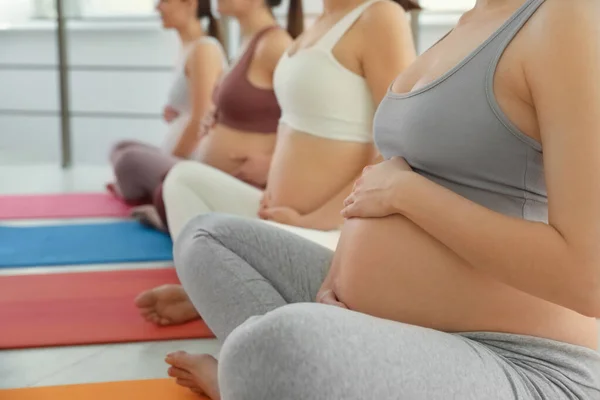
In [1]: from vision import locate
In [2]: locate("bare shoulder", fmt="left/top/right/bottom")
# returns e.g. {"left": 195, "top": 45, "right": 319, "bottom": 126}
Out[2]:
{"left": 523, "top": 0, "right": 600, "bottom": 68}
{"left": 254, "top": 28, "right": 293, "bottom": 68}
{"left": 525, "top": 0, "right": 599, "bottom": 44}
{"left": 356, "top": 1, "right": 410, "bottom": 34}
{"left": 189, "top": 38, "right": 225, "bottom": 68}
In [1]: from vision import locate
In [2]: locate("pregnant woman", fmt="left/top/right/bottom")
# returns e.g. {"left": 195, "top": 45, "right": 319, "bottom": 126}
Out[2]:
{"left": 109, "top": 0, "right": 227, "bottom": 202}
{"left": 109, "top": 0, "right": 293, "bottom": 229}
{"left": 165, "top": 0, "right": 600, "bottom": 399}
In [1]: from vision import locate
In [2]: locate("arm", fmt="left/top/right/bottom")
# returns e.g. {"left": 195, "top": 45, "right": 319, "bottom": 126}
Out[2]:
{"left": 251, "top": 28, "right": 293, "bottom": 83}
{"left": 387, "top": 2, "right": 600, "bottom": 317}
{"left": 230, "top": 29, "right": 292, "bottom": 186}
{"left": 171, "top": 42, "right": 224, "bottom": 158}
{"left": 299, "top": 5, "right": 415, "bottom": 229}
{"left": 360, "top": 1, "right": 416, "bottom": 104}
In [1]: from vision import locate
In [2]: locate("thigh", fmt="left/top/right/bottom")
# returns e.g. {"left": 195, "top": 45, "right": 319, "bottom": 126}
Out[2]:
{"left": 176, "top": 214, "right": 335, "bottom": 303}
{"left": 166, "top": 161, "right": 264, "bottom": 217}
{"left": 220, "top": 303, "right": 533, "bottom": 400}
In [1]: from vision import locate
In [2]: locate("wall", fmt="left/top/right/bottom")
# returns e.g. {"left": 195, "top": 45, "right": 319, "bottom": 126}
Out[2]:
{"left": 0, "top": 13, "right": 458, "bottom": 166}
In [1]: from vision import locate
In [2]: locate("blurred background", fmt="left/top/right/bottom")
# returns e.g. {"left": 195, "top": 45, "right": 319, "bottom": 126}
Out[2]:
{"left": 0, "top": 0, "right": 474, "bottom": 169}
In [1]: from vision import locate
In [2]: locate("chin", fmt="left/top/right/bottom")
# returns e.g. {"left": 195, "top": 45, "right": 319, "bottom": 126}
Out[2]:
{"left": 159, "top": 18, "right": 171, "bottom": 28}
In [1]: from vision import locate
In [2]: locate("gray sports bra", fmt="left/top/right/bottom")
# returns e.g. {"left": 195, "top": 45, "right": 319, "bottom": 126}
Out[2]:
{"left": 374, "top": 0, "right": 547, "bottom": 222}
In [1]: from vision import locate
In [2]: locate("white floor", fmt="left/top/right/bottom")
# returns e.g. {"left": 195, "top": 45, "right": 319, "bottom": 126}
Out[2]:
{"left": 0, "top": 164, "right": 220, "bottom": 390}
{"left": 0, "top": 164, "right": 599, "bottom": 391}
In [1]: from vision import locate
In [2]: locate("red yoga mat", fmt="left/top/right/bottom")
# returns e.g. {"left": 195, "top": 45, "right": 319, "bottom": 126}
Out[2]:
{"left": 0, "top": 193, "right": 131, "bottom": 220}
{"left": 0, "top": 268, "right": 214, "bottom": 349}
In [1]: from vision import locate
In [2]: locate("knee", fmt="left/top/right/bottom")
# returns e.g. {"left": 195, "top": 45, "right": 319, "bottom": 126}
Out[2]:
{"left": 173, "top": 213, "right": 241, "bottom": 277}
{"left": 163, "top": 161, "right": 204, "bottom": 196}
{"left": 112, "top": 148, "right": 143, "bottom": 181}
{"left": 218, "top": 304, "right": 333, "bottom": 399}
{"left": 110, "top": 140, "right": 135, "bottom": 159}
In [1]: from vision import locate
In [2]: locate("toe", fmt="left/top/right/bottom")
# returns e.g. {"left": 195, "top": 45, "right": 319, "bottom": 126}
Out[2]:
{"left": 149, "top": 314, "right": 162, "bottom": 324}
{"left": 142, "top": 312, "right": 156, "bottom": 322}
{"left": 168, "top": 366, "right": 193, "bottom": 380}
{"left": 159, "top": 317, "right": 172, "bottom": 326}
{"left": 166, "top": 351, "right": 196, "bottom": 370}
{"left": 134, "top": 289, "right": 156, "bottom": 308}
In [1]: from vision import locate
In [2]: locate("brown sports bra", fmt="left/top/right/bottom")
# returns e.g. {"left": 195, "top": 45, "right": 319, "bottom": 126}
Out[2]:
{"left": 212, "top": 26, "right": 281, "bottom": 134}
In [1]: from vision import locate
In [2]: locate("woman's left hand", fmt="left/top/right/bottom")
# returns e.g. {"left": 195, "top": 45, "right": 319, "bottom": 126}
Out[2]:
{"left": 341, "top": 157, "right": 412, "bottom": 219}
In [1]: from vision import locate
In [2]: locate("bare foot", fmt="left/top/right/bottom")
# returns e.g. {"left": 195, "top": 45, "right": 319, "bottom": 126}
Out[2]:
{"left": 166, "top": 352, "right": 220, "bottom": 399}
{"left": 134, "top": 284, "right": 199, "bottom": 326}
{"left": 131, "top": 205, "right": 167, "bottom": 232}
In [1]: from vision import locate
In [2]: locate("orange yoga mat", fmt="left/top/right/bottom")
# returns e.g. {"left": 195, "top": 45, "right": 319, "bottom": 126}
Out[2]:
{"left": 0, "top": 268, "right": 214, "bottom": 349}
{"left": 0, "top": 379, "right": 207, "bottom": 400}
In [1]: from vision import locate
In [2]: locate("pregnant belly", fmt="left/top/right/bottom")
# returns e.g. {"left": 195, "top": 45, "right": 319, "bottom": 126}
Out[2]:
{"left": 194, "top": 124, "right": 276, "bottom": 175}
{"left": 334, "top": 216, "right": 598, "bottom": 347}
{"left": 266, "top": 127, "right": 373, "bottom": 214}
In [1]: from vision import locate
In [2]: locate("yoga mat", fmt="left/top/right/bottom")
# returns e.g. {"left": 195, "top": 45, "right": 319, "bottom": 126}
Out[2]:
{"left": 0, "top": 268, "right": 213, "bottom": 349}
{"left": 0, "top": 193, "right": 130, "bottom": 220}
{"left": 0, "top": 221, "right": 172, "bottom": 268}
{"left": 0, "top": 379, "right": 206, "bottom": 400}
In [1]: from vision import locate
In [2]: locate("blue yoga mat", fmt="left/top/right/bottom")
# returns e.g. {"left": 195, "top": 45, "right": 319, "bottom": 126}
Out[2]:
{"left": 0, "top": 221, "right": 173, "bottom": 268}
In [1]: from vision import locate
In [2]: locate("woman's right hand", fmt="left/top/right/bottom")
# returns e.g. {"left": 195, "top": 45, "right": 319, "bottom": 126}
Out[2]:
{"left": 198, "top": 108, "right": 217, "bottom": 139}
{"left": 259, "top": 191, "right": 271, "bottom": 211}
{"left": 316, "top": 289, "right": 348, "bottom": 309}
{"left": 163, "top": 106, "right": 179, "bottom": 123}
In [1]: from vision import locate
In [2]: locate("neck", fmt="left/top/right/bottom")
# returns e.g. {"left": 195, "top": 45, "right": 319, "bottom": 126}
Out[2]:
{"left": 176, "top": 19, "right": 205, "bottom": 44}
{"left": 237, "top": 8, "right": 277, "bottom": 39}
{"left": 322, "top": 0, "right": 362, "bottom": 14}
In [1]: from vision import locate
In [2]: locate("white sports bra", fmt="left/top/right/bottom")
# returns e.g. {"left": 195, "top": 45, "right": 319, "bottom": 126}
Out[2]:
{"left": 273, "top": 0, "right": 381, "bottom": 143}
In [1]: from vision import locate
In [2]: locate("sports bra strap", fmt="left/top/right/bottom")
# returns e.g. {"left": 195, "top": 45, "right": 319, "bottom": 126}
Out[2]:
{"left": 315, "top": 0, "right": 382, "bottom": 51}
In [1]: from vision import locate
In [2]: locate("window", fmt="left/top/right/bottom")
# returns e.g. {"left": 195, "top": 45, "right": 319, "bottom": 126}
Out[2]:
{"left": 0, "top": 0, "right": 33, "bottom": 22}
{"left": 80, "top": 0, "right": 156, "bottom": 17}
{"left": 28, "top": 0, "right": 156, "bottom": 19}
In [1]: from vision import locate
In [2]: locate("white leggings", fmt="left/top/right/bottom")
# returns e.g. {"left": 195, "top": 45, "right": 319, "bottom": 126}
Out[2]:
{"left": 163, "top": 161, "right": 340, "bottom": 250}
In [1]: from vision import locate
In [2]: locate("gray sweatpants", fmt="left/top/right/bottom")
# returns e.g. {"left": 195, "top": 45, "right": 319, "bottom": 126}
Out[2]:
{"left": 110, "top": 140, "right": 178, "bottom": 202}
{"left": 175, "top": 213, "right": 600, "bottom": 400}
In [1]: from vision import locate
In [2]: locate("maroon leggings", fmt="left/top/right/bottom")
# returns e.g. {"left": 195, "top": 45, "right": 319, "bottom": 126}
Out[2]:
{"left": 110, "top": 140, "right": 174, "bottom": 229}
{"left": 110, "top": 140, "right": 178, "bottom": 204}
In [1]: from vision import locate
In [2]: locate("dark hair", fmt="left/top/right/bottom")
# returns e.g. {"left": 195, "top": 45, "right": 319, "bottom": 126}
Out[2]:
{"left": 196, "top": 0, "right": 225, "bottom": 46}
{"left": 266, "top": 0, "right": 303, "bottom": 39}
{"left": 394, "top": 0, "right": 421, "bottom": 11}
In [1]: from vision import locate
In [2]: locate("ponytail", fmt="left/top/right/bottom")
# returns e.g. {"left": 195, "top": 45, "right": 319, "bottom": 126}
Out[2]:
{"left": 207, "top": 14, "right": 225, "bottom": 47}
{"left": 286, "top": 0, "right": 304, "bottom": 39}
{"left": 197, "top": 0, "right": 225, "bottom": 47}
{"left": 393, "top": 0, "right": 421, "bottom": 11}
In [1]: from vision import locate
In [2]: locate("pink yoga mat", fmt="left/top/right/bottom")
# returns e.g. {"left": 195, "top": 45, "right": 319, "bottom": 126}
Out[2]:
{"left": 0, "top": 193, "right": 131, "bottom": 220}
